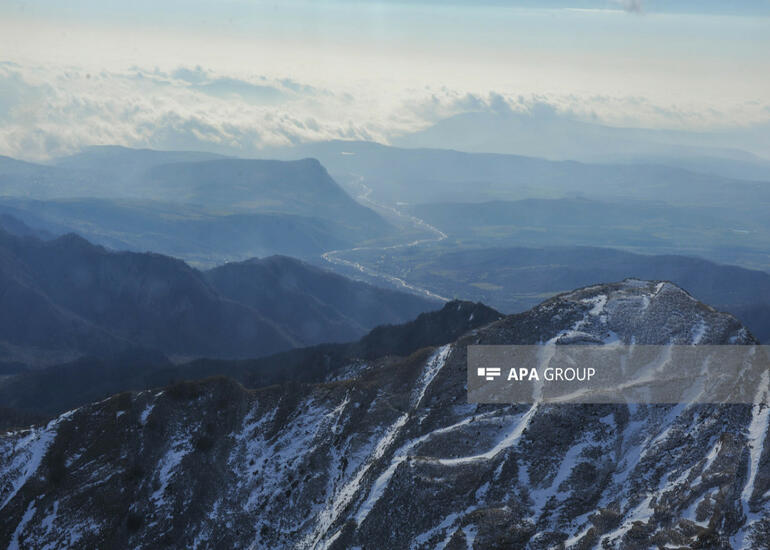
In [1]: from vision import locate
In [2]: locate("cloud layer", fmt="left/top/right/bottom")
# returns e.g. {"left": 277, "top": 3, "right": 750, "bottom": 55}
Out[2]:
{"left": 0, "top": 61, "right": 768, "bottom": 161}
{"left": 615, "top": 0, "right": 644, "bottom": 13}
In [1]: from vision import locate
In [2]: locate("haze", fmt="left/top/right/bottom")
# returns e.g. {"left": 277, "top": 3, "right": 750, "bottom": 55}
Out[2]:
{"left": 1, "top": 0, "right": 769, "bottom": 160}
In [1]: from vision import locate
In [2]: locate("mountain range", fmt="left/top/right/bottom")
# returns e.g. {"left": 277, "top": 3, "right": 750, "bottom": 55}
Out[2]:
{"left": 393, "top": 109, "right": 770, "bottom": 181}
{"left": 0, "top": 148, "right": 392, "bottom": 265}
{"left": 2, "top": 280, "right": 767, "bottom": 548}
{"left": 1, "top": 142, "right": 769, "bottom": 549}
{"left": 332, "top": 243, "right": 770, "bottom": 343}
{"left": 268, "top": 140, "right": 770, "bottom": 209}
{"left": 0, "top": 223, "right": 437, "bottom": 366}
{"left": 0, "top": 300, "right": 500, "bottom": 425}
{"left": 407, "top": 197, "right": 770, "bottom": 270}
{"left": 267, "top": 140, "right": 770, "bottom": 271}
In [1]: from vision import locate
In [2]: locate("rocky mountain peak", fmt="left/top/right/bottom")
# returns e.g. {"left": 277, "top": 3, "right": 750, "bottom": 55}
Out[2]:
{"left": 549, "top": 278, "right": 753, "bottom": 345}
{"left": 476, "top": 278, "right": 753, "bottom": 349}
{"left": 1, "top": 281, "right": 767, "bottom": 549}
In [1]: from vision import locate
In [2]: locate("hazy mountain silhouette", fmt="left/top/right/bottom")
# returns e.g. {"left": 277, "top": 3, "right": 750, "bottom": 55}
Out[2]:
{"left": 0, "top": 226, "right": 437, "bottom": 366}
{"left": 393, "top": 109, "right": 770, "bottom": 180}
{"left": 204, "top": 255, "right": 438, "bottom": 345}
{"left": 0, "top": 149, "right": 393, "bottom": 264}
{"left": 407, "top": 197, "right": 770, "bottom": 269}
{"left": 54, "top": 145, "right": 228, "bottom": 179}
{"left": 270, "top": 140, "right": 770, "bottom": 209}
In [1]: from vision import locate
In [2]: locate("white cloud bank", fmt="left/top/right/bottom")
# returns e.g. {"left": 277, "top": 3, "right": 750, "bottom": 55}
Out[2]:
{"left": 614, "top": 0, "right": 644, "bottom": 14}
{"left": 1, "top": 61, "right": 768, "bottom": 162}
{"left": 1, "top": 2, "right": 768, "bottom": 160}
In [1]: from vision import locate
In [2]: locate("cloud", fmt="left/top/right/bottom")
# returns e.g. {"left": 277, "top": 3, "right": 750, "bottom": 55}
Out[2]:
{"left": 169, "top": 66, "right": 290, "bottom": 104}
{"left": 0, "top": 61, "right": 767, "bottom": 161}
{"left": 0, "top": 63, "right": 401, "bottom": 160}
{"left": 170, "top": 66, "right": 209, "bottom": 85}
{"left": 614, "top": 0, "right": 644, "bottom": 13}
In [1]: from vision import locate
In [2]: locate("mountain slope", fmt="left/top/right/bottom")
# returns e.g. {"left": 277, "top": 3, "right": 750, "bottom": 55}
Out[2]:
{"left": 204, "top": 255, "right": 438, "bottom": 345}
{"left": 0, "top": 150, "right": 394, "bottom": 263}
{"left": 0, "top": 228, "right": 296, "bottom": 362}
{"left": 0, "top": 228, "right": 437, "bottom": 364}
{"left": 1, "top": 281, "right": 767, "bottom": 548}
{"left": 271, "top": 140, "right": 770, "bottom": 210}
{"left": 143, "top": 158, "right": 386, "bottom": 230}
{"left": 0, "top": 301, "right": 499, "bottom": 423}
{"left": 0, "top": 198, "right": 361, "bottom": 264}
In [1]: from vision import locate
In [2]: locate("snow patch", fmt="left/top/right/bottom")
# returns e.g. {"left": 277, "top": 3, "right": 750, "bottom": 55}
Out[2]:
{"left": 140, "top": 402, "right": 155, "bottom": 425}
{"left": 691, "top": 318, "right": 707, "bottom": 344}
{"left": 314, "top": 346, "right": 452, "bottom": 548}
{"left": 151, "top": 433, "right": 192, "bottom": 505}
{"left": 582, "top": 294, "right": 608, "bottom": 316}
{"left": 438, "top": 405, "right": 537, "bottom": 467}
{"left": 0, "top": 421, "right": 59, "bottom": 510}
{"left": 7, "top": 501, "right": 36, "bottom": 550}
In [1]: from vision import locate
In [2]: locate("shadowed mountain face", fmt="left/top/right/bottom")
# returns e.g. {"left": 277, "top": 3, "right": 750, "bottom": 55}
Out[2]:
{"left": 0, "top": 149, "right": 392, "bottom": 264}
{"left": 2, "top": 281, "right": 768, "bottom": 549}
{"left": 0, "top": 300, "right": 499, "bottom": 422}
{"left": 204, "top": 256, "right": 439, "bottom": 346}
{"left": 0, "top": 228, "right": 296, "bottom": 362}
{"left": 0, "top": 227, "right": 438, "bottom": 366}
{"left": 0, "top": 214, "right": 52, "bottom": 240}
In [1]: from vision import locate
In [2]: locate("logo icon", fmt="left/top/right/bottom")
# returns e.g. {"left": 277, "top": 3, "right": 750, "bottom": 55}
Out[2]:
{"left": 477, "top": 367, "right": 501, "bottom": 381}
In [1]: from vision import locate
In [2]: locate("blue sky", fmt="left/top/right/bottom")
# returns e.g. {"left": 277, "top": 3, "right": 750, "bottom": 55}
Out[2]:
{"left": 0, "top": 1, "right": 768, "bottom": 159}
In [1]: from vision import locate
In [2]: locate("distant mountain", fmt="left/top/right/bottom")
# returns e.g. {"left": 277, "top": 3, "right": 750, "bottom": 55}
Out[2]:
{"left": 0, "top": 214, "right": 53, "bottom": 240}
{"left": 0, "top": 198, "right": 369, "bottom": 265}
{"left": 407, "top": 197, "right": 770, "bottom": 270}
{"left": 0, "top": 155, "right": 100, "bottom": 198}
{"left": 335, "top": 243, "right": 770, "bottom": 343}
{"left": 0, "top": 149, "right": 393, "bottom": 264}
{"left": 1, "top": 147, "right": 226, "bottom": 200}
{"left": 142, "top": 158, "right": 385, "bottom": 227}
{"left": 392, "top": 109, "right": 770, "bottom": 179}
{"left": 268, "top": 140, "right": 770, "bottom": 209}
{"left": 2, "top": 281, "right": 767, "bottom": 548}
{"left": 50, "top": 148, "right": 387, "bottom": 232}
{"left": 204, "top": 255, "right": 438, "bottom": 346}
{"left": 607, "top": 153, "right": 770, "bottom": 183}
{"left": 0, "top": 228, "right": 437, "bottom": 366}
{"left": 53, "top": 145, "right": 228, "bottom": 181}
{"left": 0, "top": 228, "right": 296, "bottom": 364}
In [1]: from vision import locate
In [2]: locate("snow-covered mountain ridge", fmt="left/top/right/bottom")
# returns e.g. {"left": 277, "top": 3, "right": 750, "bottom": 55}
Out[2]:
{"left": 1, "top": 280, "right": 767, "bottom": 549}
